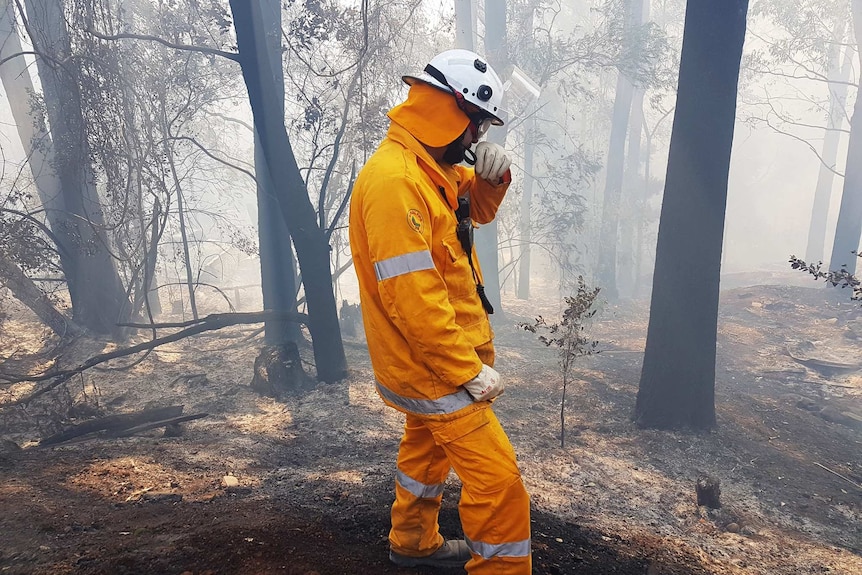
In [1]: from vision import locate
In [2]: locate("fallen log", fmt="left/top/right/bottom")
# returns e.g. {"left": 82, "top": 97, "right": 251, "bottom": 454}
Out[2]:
{"left": 110, "top": 413, "right": 208, "bottom": 437}
{"left": 38, "top": 405, "right": 184, "bottom": 446}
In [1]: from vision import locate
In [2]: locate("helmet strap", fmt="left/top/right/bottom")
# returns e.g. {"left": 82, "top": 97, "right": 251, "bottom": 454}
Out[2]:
{"left": 424, "top": 63, "right": 476, "bottom": 122}
{"left": 423, "top": 64, "right": 451, "bottom": 91}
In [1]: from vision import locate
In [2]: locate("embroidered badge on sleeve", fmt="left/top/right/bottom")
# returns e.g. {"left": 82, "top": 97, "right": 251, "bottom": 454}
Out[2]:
{"left": 407, "top": 209, "right": 423, "bottom": 233}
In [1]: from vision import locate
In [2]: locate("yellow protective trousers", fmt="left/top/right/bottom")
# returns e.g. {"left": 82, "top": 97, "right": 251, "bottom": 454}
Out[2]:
{"left": 389, "top": 407, "right": 532, "bottom": 574}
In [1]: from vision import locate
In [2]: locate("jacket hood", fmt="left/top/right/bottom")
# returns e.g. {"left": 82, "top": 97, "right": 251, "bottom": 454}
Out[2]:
{"left": 387, "top": 81, "right": 470, "bottom": 148}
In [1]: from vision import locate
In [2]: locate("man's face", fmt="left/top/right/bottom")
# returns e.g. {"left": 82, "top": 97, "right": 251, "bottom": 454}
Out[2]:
{"left": 442, "top": 129, "right": 473, "bottom": 165}
{"left": 441, "top": 105, "right": 493, "bottom": 165}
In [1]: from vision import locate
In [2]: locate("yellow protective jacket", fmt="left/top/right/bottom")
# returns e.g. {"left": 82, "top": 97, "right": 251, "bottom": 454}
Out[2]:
{"left": 349, "top": 99, "right": 509, "bottom": 422}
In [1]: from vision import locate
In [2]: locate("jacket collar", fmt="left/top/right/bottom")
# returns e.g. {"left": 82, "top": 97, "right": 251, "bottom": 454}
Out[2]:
{"left": 386, "top": 121, "right": 460, "bottom": 211}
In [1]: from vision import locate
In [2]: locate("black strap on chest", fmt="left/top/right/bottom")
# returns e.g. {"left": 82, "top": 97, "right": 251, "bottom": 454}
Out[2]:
{"left": 444, "top": 188, "right": 494, "bottom": 314}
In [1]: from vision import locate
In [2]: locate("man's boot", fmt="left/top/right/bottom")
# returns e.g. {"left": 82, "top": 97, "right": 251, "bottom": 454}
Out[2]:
{"left": 389, "top": 539, "right": 471, "bottom": 569}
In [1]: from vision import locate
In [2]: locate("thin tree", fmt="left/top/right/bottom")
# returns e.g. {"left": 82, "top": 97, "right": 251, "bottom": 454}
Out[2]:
{"left": 806, "top": 14, "right": 853, "bottom": 264}
{"left": 157, "top": 89, "right": 199, "bottom": 320}
{"left": 229, "top": 0, "right": 347, "bottom": 382}
{"left": 255, "top": 0, "right": 301, "bottom": 346}
{"left": 515, "top": 2, "right": 540, "bottom": 301}
{"left": 618, "top": 0, "right": 651, "bottom": 299}
{"left": 474, "top": 0, "right": 508, "bottom": 319}
{"left": 596, "top": 0, "right": 643, "bottom": 301}
{"left": 520, "top": 276, "right": 600, "bottom": 448}
{"left": 453, "top": 0, "right": 475, "bottom": 50}
{"left": 517, "top": 110, "right": 537, "bottom": 300}
{"left": 635, "top": 0, "right": 749, "bottom": 430}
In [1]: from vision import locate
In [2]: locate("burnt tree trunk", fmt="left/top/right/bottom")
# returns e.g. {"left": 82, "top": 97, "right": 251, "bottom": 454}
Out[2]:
{"left": 250, "top": 344, "right": 313, "bottom": 399}
{"left": 24, "top": 0, "right": 129, "bottom": 337}
{"left": 255, "top": 0, "right": 301, "bottom": 346}
{"left": 229, "top": 0, "right": 347, "bottom": 382}
{"left": 635, "top": 0, "right": 748, "bottom": 430}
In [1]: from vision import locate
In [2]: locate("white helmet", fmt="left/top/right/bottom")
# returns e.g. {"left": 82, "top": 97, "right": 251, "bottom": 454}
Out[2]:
{"left": 403, "top": 49, "right": 506, "bottom": 126}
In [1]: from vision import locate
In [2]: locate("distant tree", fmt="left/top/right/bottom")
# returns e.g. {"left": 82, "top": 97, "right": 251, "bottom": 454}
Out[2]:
{"left": 474, "top": 0, "right": 509, "bottom": 319}
{"left": 453, "top": 0, "right": 475, "bottom": 50}
{"left": 512, "top": 1, "right": 539, "bottom": 301}
{"left": 827, "top": 0, "right": 862, "bottom": 275}
{"left": 596, "top": 0, "right": 643, "bottom": 301}
{"left": 468, "top": 0, "right": 667, "bottom": 304}
{"left": 516, "top": 111, "right": 537, "bottom": 300}
{"left": 635, "top": 0, "right": 749, "bottom": 430}
{"left": 745, "top": 0, "right": 854, "bottom": 266}
{"left": 617, "top": 0, "right": 652, "bottom": 299}
{"left": 496, "top": 0, "right": 656, "bottom": 302}
{"left": 528, "top": 148, "right": 600, "bottom": 293}
{"left": 628, "top": 0, "right": 684, "bottom": 299}
{"left": 807, "top": 15, "right": 853, "bottom": 264}
{"left": 632, "top": 107, "right": 672, "bottom": 298}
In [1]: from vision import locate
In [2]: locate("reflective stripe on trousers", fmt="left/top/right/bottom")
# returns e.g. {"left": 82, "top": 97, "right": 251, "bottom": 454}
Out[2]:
{"left": 389, "top": 409, "right": 532, "bottom": 574}
{"left": 396, "top": 469, "right": 444, "bottom": 499}
{"left": 466, "top": 536, "right": 532, "bottom": 560}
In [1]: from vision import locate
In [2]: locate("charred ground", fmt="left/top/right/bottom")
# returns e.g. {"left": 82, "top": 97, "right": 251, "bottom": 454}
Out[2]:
{"left": 1, "top": 278, "right": 860, "bottom": 574}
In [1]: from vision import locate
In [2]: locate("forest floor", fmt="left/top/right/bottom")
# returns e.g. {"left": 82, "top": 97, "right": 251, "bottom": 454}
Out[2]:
{"left": 0, "top": 273, "right": 861, "bottom": 575}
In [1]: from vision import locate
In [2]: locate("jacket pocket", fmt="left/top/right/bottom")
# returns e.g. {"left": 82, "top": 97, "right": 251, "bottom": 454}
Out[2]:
{"left": 441, "top": 233, "right": 474, "bottom": 299}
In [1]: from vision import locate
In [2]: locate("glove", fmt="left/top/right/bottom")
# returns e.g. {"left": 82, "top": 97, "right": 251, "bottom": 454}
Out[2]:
{"left": 463, "top": 364, "right": 505, "bottom": 401}
{"left": 473, "top": 141, "right": 511, "bottom": 184}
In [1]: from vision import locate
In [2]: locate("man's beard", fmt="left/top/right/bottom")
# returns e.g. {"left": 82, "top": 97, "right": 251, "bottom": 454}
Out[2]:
{"left": 442, "top": 138, "right": 468, "bottom": 165}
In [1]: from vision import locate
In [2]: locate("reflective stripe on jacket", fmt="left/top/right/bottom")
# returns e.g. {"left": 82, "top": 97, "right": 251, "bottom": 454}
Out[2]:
{"left": 349, "top": 121, "right": 508, "bottom": 420}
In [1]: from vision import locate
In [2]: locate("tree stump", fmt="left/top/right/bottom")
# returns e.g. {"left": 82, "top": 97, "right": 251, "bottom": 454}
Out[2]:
{"left": 696, "top": 474, "right": 721, "bottom": 508}
{"left": 250, "top": 343, "right": 312, "bottom": 399}
{"left": 339, "top": 300, "right": 361, "bottom": 338}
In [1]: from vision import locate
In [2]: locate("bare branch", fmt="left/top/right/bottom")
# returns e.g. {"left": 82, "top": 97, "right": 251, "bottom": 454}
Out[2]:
{"left": 325, "top": 160, "right": 356, "bottom": 240}
{"left": 85, "top": 28, "right": 240, "bottom": 62}
{"left": 164, "top": 135, "right": 256, "bottom": 183}
{"left": 762, "top": 117, "right": 844, "bottom": 178}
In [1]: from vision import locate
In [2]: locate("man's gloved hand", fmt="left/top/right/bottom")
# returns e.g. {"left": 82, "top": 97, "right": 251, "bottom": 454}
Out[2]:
{"left": 463, "top": 364, "right": 505, "bottom": 401}
{"left": 474, "top": 142, "right": 511, "bottom": 184}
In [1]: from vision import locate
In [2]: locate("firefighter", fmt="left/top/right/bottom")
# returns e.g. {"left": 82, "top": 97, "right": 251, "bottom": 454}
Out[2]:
{"left": 349, "top": 49, "right": 531, "bottom": 574}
